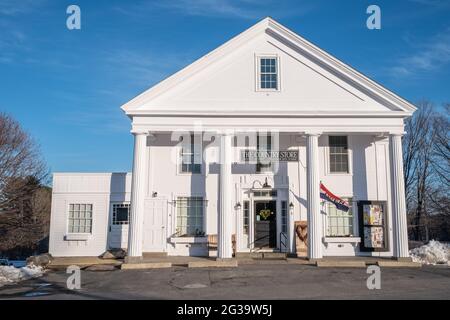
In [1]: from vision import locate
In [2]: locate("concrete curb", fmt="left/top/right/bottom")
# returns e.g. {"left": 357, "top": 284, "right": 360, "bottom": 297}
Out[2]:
{"left": 316, "top": 260, "right": 367, "bottom": 268}
{"left": 377, "top": 261, "right": 422, "bottom": 268}
{"left": 188, "top": 260, "right": 238, "bottom": 268}
{"left": 121, "top": 262, "right": 172, "bottom": 270}
{"left": 48, "top": 259, "right": 122, "bottom": 270}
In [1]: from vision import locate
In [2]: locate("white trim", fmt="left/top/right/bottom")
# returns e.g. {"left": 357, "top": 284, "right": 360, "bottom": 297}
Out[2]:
{"left": 323, "top": 237, "right": 361, "bottom": 245}
{"left": 254, "top": 53, "right": 281, "bottom": 92}
{"left": 324, "top": 134, "right": 353, "bottom": 176}
{"left": 169, "top": 237, "right": 208, "bottom": 244}
{"left": 64, "top": 233, "right": 91, "bottom": 241}
{"left": 66, "top": 202, "right": 93, "bottom": 236}
{"left": 121, "top": 17, "right": 416, "bottom": 116}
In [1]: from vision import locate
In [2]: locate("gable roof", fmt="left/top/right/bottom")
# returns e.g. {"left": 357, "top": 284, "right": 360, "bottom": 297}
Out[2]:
{"left": 121, "top": 17, "right": 416, "bottom": 117}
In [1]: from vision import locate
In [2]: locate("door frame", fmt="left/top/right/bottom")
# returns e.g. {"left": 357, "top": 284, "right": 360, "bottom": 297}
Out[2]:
{"left": 248, "top": 192, "right": 279, "bottom": 252}
{"left": 142, "top": 198, "right": 168, "bottom": 252}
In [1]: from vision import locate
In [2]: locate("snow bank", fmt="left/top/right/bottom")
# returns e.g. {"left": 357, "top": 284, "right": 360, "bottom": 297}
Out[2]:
{"left": 0, "top": 265, "right": 44, "bottom": 287}
{"left": 409, "top": 240, "right": 449, "bottom": 265}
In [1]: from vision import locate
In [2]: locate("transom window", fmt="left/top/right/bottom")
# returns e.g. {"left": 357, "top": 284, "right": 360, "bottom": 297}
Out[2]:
{"left": 259, "top": 57, "right": 278, "bottom": 90}
{"left": 68, "top": 204, "right": 92, "bottom": 234}
{"left": 112, "top": 203, "right": 130, "bottom": 225}
{"left": 176, "top": 197, "right": 204, "bottom": 237}
{"left": 253, "top": 190, "right": 277, "bottom": 197}
{"left": 326, "top": 198, "right": 353, "bottom": 237}
{"left": 180, "top": 134, "right": 201, "bottom": 174}
{"left": 329, "top": 136, "right": 349, "bottom": 173}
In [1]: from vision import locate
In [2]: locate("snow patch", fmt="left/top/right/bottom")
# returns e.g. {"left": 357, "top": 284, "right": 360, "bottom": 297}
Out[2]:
{"left": 0, "top": 265, "right": 45, "bottom": 287}
{"left": 409, "top": 240, "right": 449, "bottom": 265}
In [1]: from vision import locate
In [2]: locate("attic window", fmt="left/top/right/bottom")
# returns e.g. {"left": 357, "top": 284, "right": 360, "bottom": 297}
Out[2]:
{"left": 257, "top": 56, "right": 279, "bottom": 91}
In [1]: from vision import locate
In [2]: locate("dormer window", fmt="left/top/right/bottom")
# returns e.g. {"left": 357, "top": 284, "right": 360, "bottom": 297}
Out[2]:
{"left": 257, "top": 56, "right": 279, "bottom": 91}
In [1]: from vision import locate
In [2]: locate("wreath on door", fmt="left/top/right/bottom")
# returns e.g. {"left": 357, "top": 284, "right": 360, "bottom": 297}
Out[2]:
{"left": 259, "top": 209, "right": 271, "bottom": 220}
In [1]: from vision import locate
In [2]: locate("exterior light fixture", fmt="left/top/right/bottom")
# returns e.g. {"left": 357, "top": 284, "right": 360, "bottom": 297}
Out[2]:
{"left": 262, "top": 177, "right": 272, "bottom": 189}
{"left": 235, "top": 202, "right": 241, "bottom": 210}
{"left": 289, "top": 202, "right": 294, "bottom": 215}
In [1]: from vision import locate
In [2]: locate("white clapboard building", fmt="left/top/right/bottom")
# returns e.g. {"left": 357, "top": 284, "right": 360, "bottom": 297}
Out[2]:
{"left": 49, "top": 18, "right": 415, "bottom": 261}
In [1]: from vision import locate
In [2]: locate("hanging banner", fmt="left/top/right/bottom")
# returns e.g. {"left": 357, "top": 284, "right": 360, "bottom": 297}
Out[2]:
{"left": 320, "top": 183, "right": 350, "bottom": 212}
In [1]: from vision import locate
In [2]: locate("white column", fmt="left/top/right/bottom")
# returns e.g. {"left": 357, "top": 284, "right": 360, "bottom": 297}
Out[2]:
{"left": 218, "top": 133, "right": 233, "bottom": 259}
{"left": 126, "top": 132, "right": 148, "bottom": 262}
{"left": 306, "top": 133, "right": 323, "bottom": 260}
{"left": 390, "top": 133, "right": 409, "bottom": 259}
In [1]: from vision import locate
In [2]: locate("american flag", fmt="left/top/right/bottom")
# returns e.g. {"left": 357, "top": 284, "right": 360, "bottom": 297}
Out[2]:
{"left": 320, "top": 182, "right": 350, "bottom": 212}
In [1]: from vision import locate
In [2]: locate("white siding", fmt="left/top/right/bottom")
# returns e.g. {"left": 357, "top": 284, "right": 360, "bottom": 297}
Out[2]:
{"left": 49, "top": 173, "right": 131, "bottom": 257}
{"left": 49, "top": 134, "right": 394, "bottom": 257}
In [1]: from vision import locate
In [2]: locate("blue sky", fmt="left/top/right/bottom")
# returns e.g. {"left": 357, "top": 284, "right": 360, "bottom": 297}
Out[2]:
{"left": 1, "top": 0, "right": 449, "bottom": 173}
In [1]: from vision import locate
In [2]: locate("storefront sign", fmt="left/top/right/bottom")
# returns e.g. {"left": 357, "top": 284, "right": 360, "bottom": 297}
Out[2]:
{"left": 241, "top": 150, "right": 299, "bottom": 162}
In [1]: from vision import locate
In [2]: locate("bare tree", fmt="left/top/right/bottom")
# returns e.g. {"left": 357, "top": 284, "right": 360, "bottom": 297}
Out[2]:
{"left": 403, "top": 101, "right": 434, "bottom": 240}
{"left": 0, "top": 113, "right": 49, "bottom": 256}
{"left": 404, "top": 102, "right": 450, "bottom": 241}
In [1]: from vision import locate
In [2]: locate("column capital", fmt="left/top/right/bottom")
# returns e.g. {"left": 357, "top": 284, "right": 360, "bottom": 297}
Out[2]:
{"left": 130, "top": 129, "right": 149, "bottom": 136}
{"left": 303, "top": 130, "right": 322, "bottom": 136}
{"left": 389, "top": 131, "right": 406, "bottom": 137}
{"left": 218, "top": 130, "right": 234, "bottom": 137}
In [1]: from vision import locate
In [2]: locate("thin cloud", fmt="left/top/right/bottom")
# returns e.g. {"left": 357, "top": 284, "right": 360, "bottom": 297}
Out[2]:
{"left": 409, "top": 0, "right": 450, "bottom": 7}
{"left": 114, "top": 0, "right": 310, "bottom": 20}
{"left": 388, "top": 28, "right": 450, "bottom": 78}
{"left": 103, "top": 49, "right": 194, "bottom": 88}
{"left": 158, "top": 0, "right": 267, "bottom": 19}
{"left": 0, "top": 0, "right": 46, "bottom": 16}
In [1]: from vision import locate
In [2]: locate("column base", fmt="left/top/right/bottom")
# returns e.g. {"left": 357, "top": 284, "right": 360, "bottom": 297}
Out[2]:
{"left": 392, "top": 257, "right": 413, "bottom": 262}
{"left": 124, "top": 255, "right": 143, "bottom": 264}
{"left": 216, "top": 257, "right": 235, "bottom": 262}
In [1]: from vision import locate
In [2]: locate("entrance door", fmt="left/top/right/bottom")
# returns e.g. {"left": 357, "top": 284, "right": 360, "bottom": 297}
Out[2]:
{"left": 142, "top": 199, "right": 167, "bottom": 252}
{"left": 254, "top": 201, "right": 277, "bottom": 248}
{"left": 108, "top": 203, "right": 130, "bottom": 249}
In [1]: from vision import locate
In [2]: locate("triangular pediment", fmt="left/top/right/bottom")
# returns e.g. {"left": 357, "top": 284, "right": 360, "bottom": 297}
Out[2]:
{"left": 122, "top": 17, "right": 416, "bottom": 117}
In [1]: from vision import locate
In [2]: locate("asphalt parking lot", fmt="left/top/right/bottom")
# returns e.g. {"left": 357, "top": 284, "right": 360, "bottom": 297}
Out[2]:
{"left": 0, "top": 264, "right": 449, "bottom": 300}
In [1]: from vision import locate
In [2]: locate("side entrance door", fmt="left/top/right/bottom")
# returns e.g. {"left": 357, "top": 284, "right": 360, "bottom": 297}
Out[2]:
{"left": 108, "top": 203, "right": 130, "bottom": 249}
{"left": 254, "top": 200, "right": 277, "bottom": 248}
{"left": 142, "top": 199, "right": 167, "bottom": 252}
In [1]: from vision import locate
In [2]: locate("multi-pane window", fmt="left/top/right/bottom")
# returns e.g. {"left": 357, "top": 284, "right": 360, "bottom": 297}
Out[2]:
{"left": 256, "top": 133, "right": 272, "bottom": 173}
{"left": 329, "top": 136, "right": 349, "bottom": 173}
{"left": 243, "top": 201, "right": 250, "bottom": 235}
{"left": 253, "top": 190, "right": 277, "bottom": 197}
{"left": 176, "top": 197, "right": 204, "bottom": 237}
{"left": 281, "top": 201, "right": 288, "bottom": 233}
{"left": 68, "top": 204, "right": 92, "bottom": 233}
{"left": 180, "top": 134, "right": 201, "bottom": 174}
{"left": 327, "top": 198, "right": 353, "bottom": 237}
{"left": 259, "top": 58, "right": 278, "bottom": 89}
{"left": 112, "top": 203, "right": 130, "bottom": 225}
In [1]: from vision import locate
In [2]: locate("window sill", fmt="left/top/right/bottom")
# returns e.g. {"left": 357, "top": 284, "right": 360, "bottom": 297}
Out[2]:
{"left": 170, "top": 237, "right": 208, "bottom": 244}
{"left": 326, "top": 172, "right": 353, "bottom": 176}
{"left": 64, "top": 233, "right": 91, "bottom": 241}
{"left": 176, "top": 172, "right": 204, "bottom": 176}
{"left": 323, "top": 237, "right": 361, "bottom": 248}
